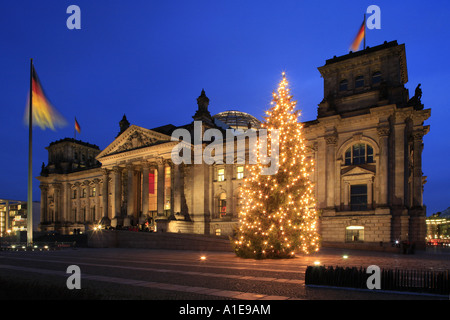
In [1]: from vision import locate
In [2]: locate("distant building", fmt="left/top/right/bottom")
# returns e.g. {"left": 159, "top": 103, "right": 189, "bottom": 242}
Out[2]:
{"left": 0, "top": 199, "right": 40, "bottom": 237}
{"left": 426, "top": 208, "right": 450, "bottom": 244}
{"left": 38, "top": 41, "right": 430, "bottom": 249}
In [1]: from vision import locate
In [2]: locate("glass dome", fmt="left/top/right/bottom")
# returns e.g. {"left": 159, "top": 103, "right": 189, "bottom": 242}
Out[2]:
{"left": 213, "top": 110, "right": 261, "bottom": 130}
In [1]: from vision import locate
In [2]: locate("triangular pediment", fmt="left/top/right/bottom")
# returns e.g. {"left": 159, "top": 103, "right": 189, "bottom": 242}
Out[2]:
{"left": 342, "top": 165, "right": 375, "bottom": 176}
{"left": 96, "top": 125, "right": 172, "bottom": 159}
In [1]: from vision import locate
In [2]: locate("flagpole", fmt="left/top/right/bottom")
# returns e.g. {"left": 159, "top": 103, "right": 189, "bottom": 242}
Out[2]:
{"left": 27, "top": 58, "right": 33, "bottom": 247}
{"left": 363, "top": 13, "right": 366, "bottom": 50}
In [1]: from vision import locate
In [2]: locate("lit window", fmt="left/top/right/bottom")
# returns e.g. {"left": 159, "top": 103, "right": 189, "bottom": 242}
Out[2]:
{"left": 148, "top": 171, "right": 157, "bottom": 211}
{"left": 236, "top": 166, "right": 244, "bottom": 179}
{"left": 350, "top": 185, "right": 367, "bottom": 211}
{"left": 345, "top": 226, "right": 364, "bottom": 242}
{"left": 218, "top": 193, "right": 226, "bottom": 216}
{"left": 91, "top": 187, "right": 96, "bottom": 197}
{"left": 217, "top": 168, "right": 225, "bottom": 181}
{"left": 339, "top": 79, "right": 348, "bottom": 91}
{"left": 355, "top": 75, "right": 364, "bottom": 88}
{"left": 344, "top": 143, "right": 374, "bottom": 165}
{"left": 215, "top": 228, "right": 221, "bottom": 236}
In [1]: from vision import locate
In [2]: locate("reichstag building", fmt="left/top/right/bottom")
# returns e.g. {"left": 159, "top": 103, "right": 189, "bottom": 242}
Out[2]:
{"left": 38, "top": 41, "right": 430, "bottom": 249}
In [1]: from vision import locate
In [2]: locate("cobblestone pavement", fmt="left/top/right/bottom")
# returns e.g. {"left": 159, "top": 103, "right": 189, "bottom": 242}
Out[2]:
{"left": 0, "top": 246, "right": 448, "bottom": 303}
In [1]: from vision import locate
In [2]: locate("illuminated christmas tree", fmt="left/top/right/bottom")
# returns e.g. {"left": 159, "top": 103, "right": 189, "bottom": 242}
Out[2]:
{"left": 233, "top": 72, "right": 320, "bottom": 259}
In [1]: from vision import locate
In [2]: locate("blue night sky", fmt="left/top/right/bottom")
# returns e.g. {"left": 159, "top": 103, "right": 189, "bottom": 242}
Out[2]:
{"left": 0, "top": 1, "right": 449, "bottom": 216}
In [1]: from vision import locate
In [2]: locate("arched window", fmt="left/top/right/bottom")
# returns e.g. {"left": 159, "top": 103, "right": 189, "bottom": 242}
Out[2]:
{"left": 355, "top": 75, "right": 364, "bottom": 88}
{"left": 344, "top": 143, "right": 374, "bottom": 165}
{"left": 372, "top": 71, "right": 382, "bottom": 85}
{"left": 339, "top": 79, "right": 348, "bottom": 91}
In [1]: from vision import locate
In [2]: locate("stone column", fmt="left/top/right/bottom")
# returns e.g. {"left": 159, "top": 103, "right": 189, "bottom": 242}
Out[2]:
{"left": 393, "top": 121, "right": 406, "bottom": 206}
{"left": 63, "top": 182, "right": 70, "bottom": 224}
{"left": 94, "top": 179, "right": 101, "bottom": 222}
{"left": 317, "top": 138, "right": 327, "bottom": 209}
{"left": 157, "top": 159, "right": 165, "bottom": 217}
{"left": 54, "top": 183, "right": 62, "bottom": 223}
{"left": 83, "top": 181, "right": 90, "bottom": 222}
{"left": 101, "top": 169, "right": 109, "bottom": 224}
{"left": 377, "top": 125, "right": 390, "bottom": 207}
{"left": 191, "top": 163, "right": 210, "bottom": 234}
{"left": 111, "top": 166, "right": 121, "bottom": 227}
{"left": 76, "top": 182, "right": 81, "bottom": 223}
{"left": 39, "top": 185, "right": 48, "bottom": 224}
{"left": 412, "top": 129, "right": 424, "bottom": 207}
{"left": 367, "top": 178, "right": 373, "bottom": 210}
{"left": 173, "top": 163, "right": 182, "bottom": 215}
{"left": 226, "top": 164, "right": 234, "bottom": 218}
{"left": 141, "top": 162, "right": 149, "bottom": 222}
{"left": 325, "top": 134, "right": 337, "bottom": 209}
{"left": 125, "top": 164, "right": 134, "bottom": 226}
{"left": 343, "top": 181, "right": 349, "bottom": 211}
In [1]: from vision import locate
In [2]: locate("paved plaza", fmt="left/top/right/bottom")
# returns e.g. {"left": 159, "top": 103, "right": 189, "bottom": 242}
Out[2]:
{"left": 0, "top": 246, "right": 449, "bottom": 302}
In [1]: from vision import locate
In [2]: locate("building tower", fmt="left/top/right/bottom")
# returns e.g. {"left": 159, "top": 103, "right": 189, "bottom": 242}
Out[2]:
{"left": 304, "top": 41, "right": 431, "bottom": 248}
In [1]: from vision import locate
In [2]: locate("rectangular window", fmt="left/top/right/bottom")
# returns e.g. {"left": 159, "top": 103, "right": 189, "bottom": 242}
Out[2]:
{"left": 217, "top": 168, "right": 225, "bottom": 181}
{"left": 350, "top": 185, "right": 367, "bottom": 211}
{"left": 236, "top": 166, "right": 244, "bottom": 179}
{"left": 81, "top": 188, "right": 87, "bottom": 198}
{"left": 345, "top": 226, "right": 364, "bottom": 242}
{"left": 72, "top": 189, "right": 77, "bottom": 199}
{"left": 339, "top": 80, "right": 348, "bottom": 91}
{"left": 372, "top": 72, "right": 382, "bottom": 85}
{"left": 218, "top": 199, "right": 226, "bottom": 216}
{"left": 148, "top": 171, "right": 157, "bottom": 211}
{"left": 91, "top": 187, "right": 96, "bottom": 197}
{"left": 355, "top": 76, "right": 364, "bottom": 88}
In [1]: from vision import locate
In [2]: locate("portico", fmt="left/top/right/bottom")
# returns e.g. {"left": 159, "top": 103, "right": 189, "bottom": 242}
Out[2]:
{"left": 96, "top": 125, "right": 183, "bottom": 229}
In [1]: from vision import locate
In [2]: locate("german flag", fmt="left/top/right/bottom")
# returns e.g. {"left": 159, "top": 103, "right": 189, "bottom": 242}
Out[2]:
{"left": 26, "top": 65, "right": 66, "bottom": 130}
{"left": 75, "top": 117, "right": 81, "bottom": 133}
{"left": 350, "top": 20, "right": 365, "bottom": 52}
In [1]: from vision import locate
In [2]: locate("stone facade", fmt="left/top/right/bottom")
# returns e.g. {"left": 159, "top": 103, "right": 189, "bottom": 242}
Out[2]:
{"left": 37, "top": 41, "right": 430, "bottom": 248}
{"left": 304, "top": 41, "right": 430, "bottom": 248}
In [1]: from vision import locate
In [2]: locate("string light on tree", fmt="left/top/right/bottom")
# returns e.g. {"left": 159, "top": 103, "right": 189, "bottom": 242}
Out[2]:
{"left": 232, "top": 72, "right": 320, "bottom": 259}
